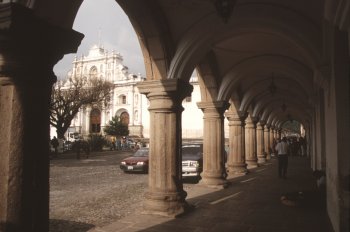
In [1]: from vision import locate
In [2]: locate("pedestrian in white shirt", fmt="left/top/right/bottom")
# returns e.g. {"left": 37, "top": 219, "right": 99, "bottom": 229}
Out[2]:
{"left": 275, "top": 137, "right": 289, "bottom": 179}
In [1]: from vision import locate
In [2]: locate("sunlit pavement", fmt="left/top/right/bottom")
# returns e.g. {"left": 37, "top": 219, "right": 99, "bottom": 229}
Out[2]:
{"left": 89, "top": 156, "right": 333, "bottom": 232}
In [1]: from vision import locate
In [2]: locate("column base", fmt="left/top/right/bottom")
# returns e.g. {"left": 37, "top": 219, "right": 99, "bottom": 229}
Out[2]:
{"left": 226, "top": 163, "right": 248, "bottom": 179}
{"left": 199, "top": 173, "right": 228, "bottom": 189}
{"left": 257, "top": 155, "right": 266, "bottom": 164}
{"left": 143, "top": 190, "right": 190, "bottom": 217}
{"left": 266, "top": 153, "right": 272, "bottom": 160}
{"left": 246, "top": 159, "right": 258, "bottom": 169}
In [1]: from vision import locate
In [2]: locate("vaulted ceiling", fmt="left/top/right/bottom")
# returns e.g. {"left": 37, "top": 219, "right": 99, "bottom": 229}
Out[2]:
{"left": 29, "top": 0, "right": 331, "bottom": 127}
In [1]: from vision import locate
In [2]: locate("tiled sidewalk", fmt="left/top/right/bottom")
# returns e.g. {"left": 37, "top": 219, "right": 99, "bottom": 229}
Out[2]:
{"left": 90, "top": 157, "right": 333, "bottom": 232}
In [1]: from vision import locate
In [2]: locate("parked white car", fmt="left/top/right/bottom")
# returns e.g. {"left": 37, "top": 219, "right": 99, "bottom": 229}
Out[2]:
{"left": 182, "top": 144, "right": 203, "bottom": 178}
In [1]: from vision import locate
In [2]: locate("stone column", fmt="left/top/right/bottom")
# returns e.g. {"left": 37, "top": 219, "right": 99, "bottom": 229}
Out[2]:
{"left": 274, "top": 129, "right": 278, "bottom": 141}
{"left": 278, "top": 129, "right": 282, "bottom": 139}
{"left": 225, "top": 112, "right": 248, "bottom": 178}
{"left": 256, "top": 121, "right": 266, "bottom": 164}
{"left": 269, "top": 127, "right": 275, "bottom": 155}
{"left": 197, "top": 101, "right": 229, "bottom": 188}
{"left": 245, "top": 115, "right": 258, "bottom": 168}
{"left": 0, "top": 4, "right": 83, "bottom": 231}
{"left": 137, "top": 79, "right": 193, "bottom": 217}
{"left": 264, "top": 126, "right": 271, "bottom": 160}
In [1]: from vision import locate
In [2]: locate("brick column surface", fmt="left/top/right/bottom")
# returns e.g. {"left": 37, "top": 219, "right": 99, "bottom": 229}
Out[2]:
{"left": 257, "top": 121, "right": 266, "bottom": 164}
{"left": 225, "top": 112, "right": 248, "bottom": 178}
{"left": 264, "top": 126, "right": 271, "bottom": 160}
{"left": 245, "top": 115, "right": 258, "bottom": 168}
{"left": 197, "top": 101, "right": 229, "bottom": 189}
{"left": 0, "top": 4, "right": 83, "bottom": 232}
{"left": 137, "top": 79, "right": 193, "bottom": 217}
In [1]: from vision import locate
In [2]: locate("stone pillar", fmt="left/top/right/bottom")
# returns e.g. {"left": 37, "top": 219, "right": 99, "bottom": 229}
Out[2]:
{"left": 197, "top": 101, "right": 229, "bottom": 188}
{"left": 256, "top": 121, "right": 266, "bottom": 164}
{"left": 264, "top": 126, "right": 271, "bottom": 160}
{"left": 225, "top": 112, "right": 248, "bottom": 178}
{"left": 137, "top": 79, "right": 193, "bottom": 217}
{"left": 0, "top": 4, "right": 83, "bottom": 231}
{"left": 278, "top": 129, "right": 282, "bottom": 139}
{"left": 270, "top": 127, "right": 275, "bottom": 154}
{"left": 245, "top": 115, "right": 258, "bottom": 168}
{"left": 274, "top": 129, "right": 278, "bottom": 141}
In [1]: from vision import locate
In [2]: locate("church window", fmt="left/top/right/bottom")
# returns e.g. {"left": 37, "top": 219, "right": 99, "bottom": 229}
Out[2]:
{"left": 89, "top": 66, "right": 98, "bottom": 79}
{"left": 90, "top": 108, "right": 101, "bottom": 133}
{"left": 119, "top": 94, "right": 127, "bottom": 104}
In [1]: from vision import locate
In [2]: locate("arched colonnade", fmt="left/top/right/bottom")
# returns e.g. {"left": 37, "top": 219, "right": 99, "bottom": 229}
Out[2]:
{"left": 0, "top": 1, "right": 349, "bottom": 232}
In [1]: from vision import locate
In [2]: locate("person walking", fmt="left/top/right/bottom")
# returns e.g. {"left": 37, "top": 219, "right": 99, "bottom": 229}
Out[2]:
{"left": 275, "top": 137, "right": 289, "bottom": 179}
{"left": 51, "top": 136, "right": 59, "bottom": 156}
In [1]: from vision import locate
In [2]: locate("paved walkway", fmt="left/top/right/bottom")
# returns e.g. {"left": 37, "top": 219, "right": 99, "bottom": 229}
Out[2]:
{"left": 90, "top": 156, "right": 334, "bottom": 232}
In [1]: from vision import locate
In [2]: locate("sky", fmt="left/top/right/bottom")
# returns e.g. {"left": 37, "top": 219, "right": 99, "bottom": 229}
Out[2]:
{"left": 53, "top": 0, "right": 145, "bottom": 79}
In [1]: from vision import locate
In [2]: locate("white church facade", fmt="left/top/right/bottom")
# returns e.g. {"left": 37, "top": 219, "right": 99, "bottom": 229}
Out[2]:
{"left": 51, "top": 45, "right": 205, "bottom": 141}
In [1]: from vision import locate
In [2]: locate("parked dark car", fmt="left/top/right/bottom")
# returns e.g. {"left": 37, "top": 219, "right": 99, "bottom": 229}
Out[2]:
{"left": 120, "top": 148, "right": 149, "bottom": 173}
{"left": 182, "top": 144, "right": 203, "bottom": 178}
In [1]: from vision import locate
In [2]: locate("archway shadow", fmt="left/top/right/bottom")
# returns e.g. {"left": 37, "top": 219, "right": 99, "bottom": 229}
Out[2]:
{"left": 49, "top": 219, "right": 95, "bottom": 232}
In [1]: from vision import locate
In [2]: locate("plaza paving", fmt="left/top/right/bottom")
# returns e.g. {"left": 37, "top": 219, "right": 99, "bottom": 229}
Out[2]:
{"left": 89, "top": 156, "right": 334, "bottom": 232}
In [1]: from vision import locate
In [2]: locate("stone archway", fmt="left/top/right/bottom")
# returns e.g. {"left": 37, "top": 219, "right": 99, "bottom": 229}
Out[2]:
{"left": 120, "top": 111, "right": 129, "bottom": 126}
{"left": 1, "top": 2, "right": 350, "bottom": 231}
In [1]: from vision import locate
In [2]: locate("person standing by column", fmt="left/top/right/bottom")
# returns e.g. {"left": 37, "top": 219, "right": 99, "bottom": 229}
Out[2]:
{"left": 275, "top": 137, "right": 289, "bottom": 179}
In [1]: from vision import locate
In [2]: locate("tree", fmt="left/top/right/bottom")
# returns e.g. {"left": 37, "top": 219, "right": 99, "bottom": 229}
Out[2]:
{"left": 104, "top": 116, "right": 129, "bottom": 137}
{"left": 282, "top": 120, "right": 300, "bottom": 134}
{"left": 50, "top": 76, "right": 114, "bottom": 139}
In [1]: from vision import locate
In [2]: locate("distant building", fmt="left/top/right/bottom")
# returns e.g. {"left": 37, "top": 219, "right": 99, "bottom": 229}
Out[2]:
{"left": 50, "top": 44, "right": 204, "bottom": 140}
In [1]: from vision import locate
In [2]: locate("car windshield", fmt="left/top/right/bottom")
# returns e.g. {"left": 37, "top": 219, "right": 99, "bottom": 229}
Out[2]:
{"left": 133, "top": 149, "right": 149, "bottom": 157}
{"left": 182, "top": 145, "right": 202, "bottom": 155}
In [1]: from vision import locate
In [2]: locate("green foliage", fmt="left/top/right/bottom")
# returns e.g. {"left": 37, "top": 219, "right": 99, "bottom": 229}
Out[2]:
{"left": 282, "top": 120, "right": 300, "bottom": 133}
{"left": 104, "top": 116, "right": 129, "bottom": 137}
{"left": 88, "top": 134, "right": 107, "bottom": 151}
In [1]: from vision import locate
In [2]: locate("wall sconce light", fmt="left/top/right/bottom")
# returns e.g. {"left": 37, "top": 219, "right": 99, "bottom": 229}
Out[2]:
{"left": 213, "top": 0, "right": 236, "bottom": 23}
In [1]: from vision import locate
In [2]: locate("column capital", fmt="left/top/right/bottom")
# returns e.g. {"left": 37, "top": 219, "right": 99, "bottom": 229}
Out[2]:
{"left": 225, "top": 112, "right": 246, "bottom": 127}
{"left": 259, "top": 120, "right": 266, "bottom": 126}
{"left": 264, "top": 126, "right": 270, "bottom": 132}
{"left": 245, "top": 115, "right": 256, "bottom": 128}
{"left": 225, "top": 111, "right": 248, "bottom": 121}
{"left": 137, "top": 79, "right": 193, "bottom": 112}
{"left": 137, "top": 79, "right": 193, "bottom": 98}
{"left": 197, "top": 100, "right": 229, "bottom": 110}
{"left": 0, "top": 3, "right": 84, "bottom": 85}
{"left": 250, "top": 116, "right": 260, "bottom": 124}
{"left": 197, "top": 101, "right": 230, "bottom": 117}
{"left": 225, "top": 110, "right": 248, "bottom": 121}
{"left": 256, "top": 121, "right": 265, "bottom": 130}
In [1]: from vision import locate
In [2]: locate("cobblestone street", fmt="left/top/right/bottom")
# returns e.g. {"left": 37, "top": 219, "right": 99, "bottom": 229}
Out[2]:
{"left": 49, "top": 150, "right": 148, "bottom": 232}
